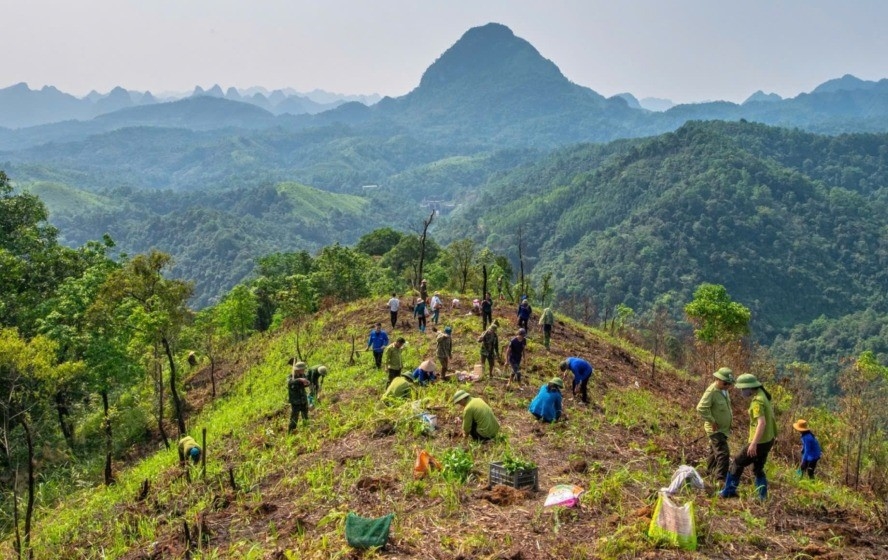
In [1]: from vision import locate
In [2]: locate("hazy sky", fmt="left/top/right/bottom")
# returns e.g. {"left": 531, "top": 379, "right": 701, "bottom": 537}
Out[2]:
{"left": 4, "top": 0, "right": 888, "bottom": 103}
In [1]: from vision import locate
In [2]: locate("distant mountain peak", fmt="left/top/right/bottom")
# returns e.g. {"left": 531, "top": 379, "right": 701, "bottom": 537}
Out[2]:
{"left": 743, "top": 90, "right": 783, "bottom": 104}
{"left": 417, "top": 22, "right": 569, "bottom": 91}
{"left": 811, "top": 74, "right": 877, "bottom": 94}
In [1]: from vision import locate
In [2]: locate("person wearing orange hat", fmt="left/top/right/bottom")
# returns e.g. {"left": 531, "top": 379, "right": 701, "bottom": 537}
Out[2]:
{"left": 793, "top": 419, "right": 822, "bottom": 479}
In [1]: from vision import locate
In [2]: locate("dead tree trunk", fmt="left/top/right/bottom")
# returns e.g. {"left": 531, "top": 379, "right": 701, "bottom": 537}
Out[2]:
{"left": 21, "top": 418, "right": 35, "bottom": 559}
{"left": 54, "top": 391, "right": 75, "bottom": 452}
{"left": 517, "top": 227, "right": 526, "bottom": 299}
{"left": 12, "top": 470, "right": 21, "bottom": 560}
{"left": 417, "top": 210, "right": 435, "bottom": 287}
{"left": 101, "top": 390, "right": 114, "bottom": 485}
{"left": 162, "top": 336, "right": 187, "bottom": 437}
{"left": 209, "top": 356, "right": 216, "bottom": 399}
{"left": 155, "top": 343, "right": 169, "bottom": 449}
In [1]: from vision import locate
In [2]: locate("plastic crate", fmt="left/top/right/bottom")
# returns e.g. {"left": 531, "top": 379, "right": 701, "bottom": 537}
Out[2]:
{"left": 489, "top": 461, "right": 538, "bottom": 491}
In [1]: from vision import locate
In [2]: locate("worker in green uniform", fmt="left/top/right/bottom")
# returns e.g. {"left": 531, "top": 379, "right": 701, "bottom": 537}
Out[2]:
{"left": 178, "top": 435, "right": 201, "bottom": 464}
{"left": 696, "top": 367, "right": 734, "bottom": 482}
{"left": 719, "top": 373, "right": 777, "bottom": 500}
{"left": 382, "top": 372, "right": 416, "bottom": 405}
{"left": 306, "top": 364, "right": 328, "bottom": 405}
{"left": 453, "top": 390, "right": 500, "bottom": 441}
{"left": 288, "top": 361, "right": 311, "bottom": 431}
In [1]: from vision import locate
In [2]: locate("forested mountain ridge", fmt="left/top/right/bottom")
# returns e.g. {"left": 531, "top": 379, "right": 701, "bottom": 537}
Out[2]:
{"left": 26, "top": 180, "right": 387, "bottom": 306}
{"left": 447, "top": 121, "right": 888, "bottom": 343}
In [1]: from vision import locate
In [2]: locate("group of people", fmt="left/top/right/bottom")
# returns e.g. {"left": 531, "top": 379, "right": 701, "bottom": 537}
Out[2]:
{"left": 696, "top": 367, "right": 822, "bottom": 500}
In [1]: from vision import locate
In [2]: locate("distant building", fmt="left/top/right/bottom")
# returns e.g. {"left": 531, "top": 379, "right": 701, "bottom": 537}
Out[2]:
{"left": 361, "top": 184, "right": 379, "bottom": 190}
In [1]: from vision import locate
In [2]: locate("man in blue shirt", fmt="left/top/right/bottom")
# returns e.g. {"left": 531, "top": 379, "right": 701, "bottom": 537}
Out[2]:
{"left": 366, "top": 323, "right": 389, "bottom": 370}
{"left": 529, "top": 378, "right": 564, "bottom": 423}
{"left": 560, "top": 357, "right": 593, "bottom": 404}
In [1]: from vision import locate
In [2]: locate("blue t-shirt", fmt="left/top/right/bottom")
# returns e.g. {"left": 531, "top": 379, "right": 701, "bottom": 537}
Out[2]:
{"left": 801, "top": 431, "right": 822, "bottom": 461}
{"left": 412, "top": 367, "right": 436, "bottom": 385}
{"left": 566, "top": 357, "right": 593, "bottom": 383}
{"left": 528, "top": 385, "right": 562, "bottom": 422}
{"left": 508, "top": 336, "right": 526, "bottom": 364}
{"left": 368, "top": 329, "right": 389, "bottom": 351}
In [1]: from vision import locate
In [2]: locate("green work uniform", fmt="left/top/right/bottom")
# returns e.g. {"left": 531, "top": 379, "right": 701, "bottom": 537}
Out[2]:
{"left": 306, "top": 366, "right": 326, "bottom": 400}
{"left": 288, "top": 374, "right": 309, "bottom": 429}
{"left": 696, "top": 382, "right": 732, "bottom": 436}
{"left": 382, "top": 376, "right": 413, "bottom": 404}
{"left": 178, "top": 436, "right": 200, "bottom": 462}
{"left": 462, "top": 397, "right": 500, "bottom": 440}
{"left": 748, "top": 390, "right": 777, "bottom": 444}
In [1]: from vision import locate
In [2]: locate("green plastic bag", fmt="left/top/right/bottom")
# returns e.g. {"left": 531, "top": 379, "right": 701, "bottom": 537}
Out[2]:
{"left": 345, "top": 512, "right": 394, "bottom": 549}
{"left": 648, "top": 491, "right": 697, "bottom": 551}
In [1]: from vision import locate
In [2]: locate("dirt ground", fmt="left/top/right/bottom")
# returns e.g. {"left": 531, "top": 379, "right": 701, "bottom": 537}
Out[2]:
{"left": 118, "top": 304, "right": 887, "bottom": 560}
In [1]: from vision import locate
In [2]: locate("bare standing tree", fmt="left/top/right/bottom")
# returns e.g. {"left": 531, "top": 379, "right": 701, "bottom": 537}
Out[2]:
{"left": 416, "top": 210, "right": 435, "bottom": 288}
{"left": 517, "top": 226, "right": 526, "bottom": 299}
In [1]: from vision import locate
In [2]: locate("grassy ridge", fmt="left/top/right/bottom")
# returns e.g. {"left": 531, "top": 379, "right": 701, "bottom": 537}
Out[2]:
{"left": 5, "top": 301, "right": 884, "bottom": 559}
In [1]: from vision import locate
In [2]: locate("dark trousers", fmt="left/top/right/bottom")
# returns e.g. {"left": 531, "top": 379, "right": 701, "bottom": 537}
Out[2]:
{"left": 438, "top": 357, "right": 449, "bottom": 379}
{"left": 387, "top": 368, "right": 401, "bottom": 383}
{"left": 509, "top": 361, "right": 522, "bottom": 383}
{"left": 542, "top": 324, "right": 552, "bottom": 348}
{"left": 469, "top": 421, "right": 492, "bottom": 442}
{"left": 518, "top": 317, "right": 529, "bottom": 330}
{"left": 390, "top": 311, "right": 398, "bottom": 329}
{"left": 800, "top": 458, "right": 819, "bottom": 479}
{"left": 289, "top": 403, "right": 308, "bottom": 430}
{"left": 417, "top": 316, "right": 426, "bottom": 331}
{"left": 707, "top": 432, "right": 731, "bottom": 481}
{"left": 482, "top": 353, "right": 496, "bottom": 376}
{"left": 572, "top": 378, "right": 589, "bottom": 403}
{"left": 730, "top": 439, "right": 774, "bottom": 480}
{"left": 482, "top": 311, "right": 492, "bottom": 330}
{"left": 372, "top": 350, "right": 383, "bottom": 369}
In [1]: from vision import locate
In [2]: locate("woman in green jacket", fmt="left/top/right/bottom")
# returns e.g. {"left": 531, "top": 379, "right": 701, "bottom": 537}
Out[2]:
{"left": 719, "top": 373, "right": 777, "bottom": 500}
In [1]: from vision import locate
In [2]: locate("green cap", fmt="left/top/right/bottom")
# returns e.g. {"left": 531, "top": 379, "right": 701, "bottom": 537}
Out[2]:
{"left": 713, "top": 367, "right": 734, "bottom": 383}
{"left": 452, "top": 390, "right": 471, "bottom": 404}
{"left": 734, "top": 373, "right": 762, "bottom": 389}
{"left": 317, "top": 366, "right": 328, "bottom": 375}
{"left": 549, "top": 377, "right": 564, "bottom": 389}
{"left": 294, "top": 361, "right": 307, "bottom": 370}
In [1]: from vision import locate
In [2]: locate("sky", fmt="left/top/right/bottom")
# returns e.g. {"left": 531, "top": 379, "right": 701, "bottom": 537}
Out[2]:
{"left": 3, "top": 0, "right": 888, "bottom": 104}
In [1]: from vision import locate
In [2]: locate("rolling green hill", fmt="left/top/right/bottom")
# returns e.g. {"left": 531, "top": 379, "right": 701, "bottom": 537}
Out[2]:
{"left": 446, "top": 121, "right": 888, "bottom": 344}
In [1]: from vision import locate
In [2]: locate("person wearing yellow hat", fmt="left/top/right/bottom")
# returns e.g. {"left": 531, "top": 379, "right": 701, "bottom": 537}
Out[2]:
{"left": 793, "top": 419, "right": 822, "bottom": 479}
{"left": 528, "top": 377, "right": 565, "bottom": 423}
{"left": 287, "top": 361, "right": 311, "bottom": 431}
{"left": 719, "top": 373, "right": 776, "bottom": 500}
{"left": 696, "top": 367, "right": 735, "bottom": 482}
{"left": 453, "top": 390, "right": 500, "bottom": 441}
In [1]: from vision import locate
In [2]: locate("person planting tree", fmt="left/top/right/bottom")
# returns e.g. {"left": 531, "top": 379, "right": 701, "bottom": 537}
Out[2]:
{"left": 453, "top": 390, "right": 499, "bottom": 441}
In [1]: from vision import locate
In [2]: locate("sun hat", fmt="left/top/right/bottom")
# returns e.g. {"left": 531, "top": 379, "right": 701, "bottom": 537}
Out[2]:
{"left": 734, "top": 373, "right": 762, "bottom": 389}
{"left": 713, "top": 367, "right": 734, "bottom": 383}
{"left": 452, "top": 390, "right": 471, "bottom": 404}
{"left": 317, "top": 366, "right": 328, "bottom": 375}
{"left": 549, "top": 377, "right": 564, "bottom": 389}
{"left": 419, "top": 359, "right": 436, "bottom": 372}
{"left": 793, "top": 419, "right": 810, "bottom": 432}
{"left": 293, "top": 361, "right": 307, "bottom": 370}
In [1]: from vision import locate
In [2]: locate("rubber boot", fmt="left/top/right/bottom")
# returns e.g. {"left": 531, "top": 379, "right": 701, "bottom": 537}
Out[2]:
{"left": 755, "top": 476, "right": 768, "bottom": 501}
{"left": 718, "top": 473, "right": 739, "bottom": 498}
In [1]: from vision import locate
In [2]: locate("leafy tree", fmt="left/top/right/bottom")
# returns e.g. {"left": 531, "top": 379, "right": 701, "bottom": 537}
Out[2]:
{"left": 215, "top": 285, "right": 258, "bottom": 343}
{"left": 310, "top": 244, "right": 369, "bottom": 303}
{"left": 356, "top": 227, "right": 404, "bottom": 256}
{"left": 448, "top": 238, "right": 477, "bottom": 293}
{"left": 684, "top": 283, "right": 751, "bottom": 375}
{"left": 837, "top": 351, "right": 888, "bottom": 490}
{"left": 95, "top": 251, "right": 194, "bottom": 437}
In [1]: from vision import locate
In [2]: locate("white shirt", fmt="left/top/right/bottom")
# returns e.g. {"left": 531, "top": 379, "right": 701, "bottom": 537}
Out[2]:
{"left": 388, "top": 297, "right": 400, "bottom": 312}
